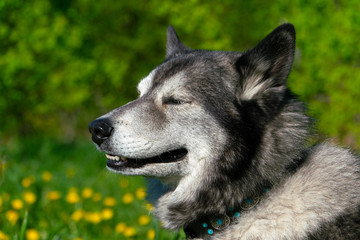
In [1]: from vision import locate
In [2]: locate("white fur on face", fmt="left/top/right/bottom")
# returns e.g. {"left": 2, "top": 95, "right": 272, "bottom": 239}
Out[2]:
{"left": 137, "top": 69, "right": 156, "bottom": 97}
{"left": 102, "top": 71, "right": 228, "bottom": 182}
{"left": 155, "top": 72, "right": 186, "bottom": 99}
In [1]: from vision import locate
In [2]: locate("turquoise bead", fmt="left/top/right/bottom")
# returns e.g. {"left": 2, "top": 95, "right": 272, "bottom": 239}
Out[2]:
{"left": 216, "top": 218, "right": 223, "bottom": 225}
{"left": 208, "top": 229, "right": 214, "bottom": 235}
{"left": 202, "top": 222, "right": 208, "bottom": 228}
{"left": 234, "top": 212, "right": 240, "bottom": 218}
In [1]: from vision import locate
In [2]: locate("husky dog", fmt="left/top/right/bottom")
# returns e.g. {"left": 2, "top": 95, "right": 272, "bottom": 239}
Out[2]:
{"left": 89, "top": 24, "right": 360, "bottom": 239}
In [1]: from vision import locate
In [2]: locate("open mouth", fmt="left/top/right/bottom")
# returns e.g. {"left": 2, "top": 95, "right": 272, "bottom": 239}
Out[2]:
{"left": 106, "top": 148, "right": 188, "bottom": 170}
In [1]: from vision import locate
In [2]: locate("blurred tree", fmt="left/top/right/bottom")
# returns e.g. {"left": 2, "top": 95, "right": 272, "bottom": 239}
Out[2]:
{"left": 0, "top": 0, "right": 359, "bottom": 147}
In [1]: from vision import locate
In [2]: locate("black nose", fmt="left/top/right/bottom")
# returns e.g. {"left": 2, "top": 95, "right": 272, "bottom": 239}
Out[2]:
{"left": 89, "top": 118, "right": 113, "bottom": 146}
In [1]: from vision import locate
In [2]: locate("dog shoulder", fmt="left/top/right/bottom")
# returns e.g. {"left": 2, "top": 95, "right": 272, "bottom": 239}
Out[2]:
{"left": 215, "top": 142, "right": 360, "bottom": 240}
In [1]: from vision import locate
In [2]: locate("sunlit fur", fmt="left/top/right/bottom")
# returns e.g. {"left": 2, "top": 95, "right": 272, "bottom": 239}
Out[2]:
{"left": 91, "top": 24, "right": 360, "bottom": 239}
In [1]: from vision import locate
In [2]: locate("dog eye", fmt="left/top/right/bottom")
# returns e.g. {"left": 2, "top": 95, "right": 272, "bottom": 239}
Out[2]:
{"left": 163, "top": 97, "right": 184, "bottom": 105}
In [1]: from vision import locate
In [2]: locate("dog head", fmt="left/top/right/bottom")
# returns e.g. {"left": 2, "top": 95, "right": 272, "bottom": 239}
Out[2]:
{"left": 89, "top": 24, "right": 304, "bottom": 187}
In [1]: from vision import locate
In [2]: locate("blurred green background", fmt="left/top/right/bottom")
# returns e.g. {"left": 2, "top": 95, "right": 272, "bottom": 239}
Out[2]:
{"left": 1, "top": 0, "right": 359, "bottom": 145}
{"left": 0, "top": 0, "right": 359, "bottom": 239}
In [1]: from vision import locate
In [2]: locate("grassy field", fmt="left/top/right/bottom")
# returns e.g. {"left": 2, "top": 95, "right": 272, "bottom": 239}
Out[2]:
{"left": 0, "top": 138, "right": 185, "bottom": 240}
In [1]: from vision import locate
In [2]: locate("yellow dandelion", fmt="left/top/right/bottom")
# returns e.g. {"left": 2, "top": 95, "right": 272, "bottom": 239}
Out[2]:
{"left": 122, "top": 193, "right": 134, "bottom": 204}
{"left": 84, "top": 212, "right": 102, "bottom": 224}
{"left": 11, "top": 199, "right": 23, "bottom": 210}
{"left": 101, "top": 208, "right": 114, "bottom": 220}
{"left": 145, "top": 203, "right": 154, "bottom": 211}
{"left": 66, "top": 190, "right": 80, "bottom": 204}
{"left": 119, "top": 178, "right": 129, "bottom": 188}
{"left": 71, "top": 209, "right": 84, "bottom": 221}
{"left": 92, "top": 192, "right": 102, "bottom": 202}
{"left": 5, "top": 210, "right": 19, "bottom": 225}
{"left": 41, "top": 171, "right": 52, "bottom": 182}
{"left": 147, "top": 229, "right": 156, "bottom": 240}
{"left": 21, "top": 176, "right": 35, "bottom": 188}
{"left": 138, "top": 215, "right": 151, "bottom": 225}
{"left": 46, "top": 191, "right": 61, "bottom": 201}
{"left": 115, "top": 222, "right": 126, "bottom": 233}
{"left": 0, "top": 231, "right": 9, "bottom": 240}
{"left": 23, "top": 191, "right": 37, "bottom": 204}
{"left": 136, "top": 187, "right": 146, "bottom": 199}
{"left": 124, "top": 226, "right": 136, "bottom": 237}
{"left": 26, "top": 229, "right": 40, "bottom": 240}
{"left": 103, "top": 197, "right": 116, "bottom": 207}
{"left": 81, "top": 188, "right": 93, "bottom": 199}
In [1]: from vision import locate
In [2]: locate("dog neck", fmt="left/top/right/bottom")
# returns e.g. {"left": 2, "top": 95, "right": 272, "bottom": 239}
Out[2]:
{"left": 182, "top": 151, "right": 309, "bottom": 239}
{"left": 184, "top": 187, "right": 270, "bottom": 239}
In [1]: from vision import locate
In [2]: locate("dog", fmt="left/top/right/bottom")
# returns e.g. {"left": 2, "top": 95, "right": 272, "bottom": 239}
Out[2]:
{"left": 89, "top": 24, "right": 360, "bottom": 239}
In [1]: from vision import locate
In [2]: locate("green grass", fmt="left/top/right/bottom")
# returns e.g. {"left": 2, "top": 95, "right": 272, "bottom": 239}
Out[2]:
{"left": 0, "top": 138, "right": 185, "bottom": 240}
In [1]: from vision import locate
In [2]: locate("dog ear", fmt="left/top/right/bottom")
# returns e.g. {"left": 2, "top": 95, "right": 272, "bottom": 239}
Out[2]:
{"left": 236, "top": 23, "right": 295, "bottom": 101}
{"left": 166, "top": 26, "right": 189, "bottom": 58}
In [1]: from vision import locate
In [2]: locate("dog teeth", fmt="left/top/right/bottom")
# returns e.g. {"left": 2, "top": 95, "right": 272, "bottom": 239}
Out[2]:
{"left": 105, "top": 154, "right": 124, "bottom": 161}
{"left": 106, "top": 154, "right": 119, "bottom": 161}
{"left": 105, "top": 154, "right": 128, "bottom": 162}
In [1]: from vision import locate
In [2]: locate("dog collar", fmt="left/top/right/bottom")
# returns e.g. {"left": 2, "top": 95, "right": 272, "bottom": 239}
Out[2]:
{"left": 184, "top": 188, "right": 269, "bottom": 239}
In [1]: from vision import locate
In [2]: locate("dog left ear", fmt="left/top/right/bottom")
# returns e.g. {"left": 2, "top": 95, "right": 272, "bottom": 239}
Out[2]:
{"left": 166, "top": 26, "right": 189, "bottom": 58}
{"left": 236, "top": 23, "right": 295, "bottom": 101}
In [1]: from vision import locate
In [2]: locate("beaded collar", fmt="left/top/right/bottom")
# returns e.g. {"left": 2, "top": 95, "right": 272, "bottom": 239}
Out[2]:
{"left": 184, "top": 188, "right": 269, "bottom": 239}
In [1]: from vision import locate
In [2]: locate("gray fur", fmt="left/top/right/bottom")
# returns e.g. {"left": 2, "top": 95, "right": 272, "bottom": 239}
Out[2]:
{"left": 89, "top": 24, "right": 360, "bottom": 239}
{"left": 216, "top": 143, "right": 360, "bottom": 239}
